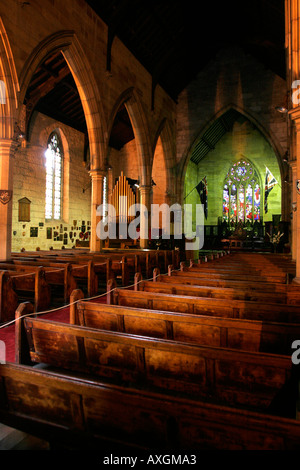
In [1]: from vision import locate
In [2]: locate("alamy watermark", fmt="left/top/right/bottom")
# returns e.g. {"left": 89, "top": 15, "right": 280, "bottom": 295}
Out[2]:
{"left": 0, "top": 340, "right": 6, "bottom": 364}
{"left": 96, "top": 199, "right": 205, "bottom": 250}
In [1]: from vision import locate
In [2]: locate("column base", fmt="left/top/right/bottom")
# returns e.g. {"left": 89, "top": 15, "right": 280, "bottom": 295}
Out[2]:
{"left": 292, "top": 277, "right": 300, "bottom": 285}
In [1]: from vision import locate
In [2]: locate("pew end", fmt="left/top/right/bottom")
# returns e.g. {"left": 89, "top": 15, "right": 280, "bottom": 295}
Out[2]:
{"left": 153, "top": 268, "right": 160, "bottom": 281}
{"left": 69, "top": 289, "right": 85, "bottom": 325}
{"left": 15, "top": 301, "right": 35, "bottom": 365}
{"left": 107, "top": 278, "right": 117, "bottom": 304}
{"left": 134, "top": 272, "right": 143, "bottom": 291}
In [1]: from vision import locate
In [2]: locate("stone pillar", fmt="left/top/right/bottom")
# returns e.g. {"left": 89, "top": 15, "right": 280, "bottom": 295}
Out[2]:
{"left": 139, "top": 185, "right": 151, "bottom": 249}
{"left": 0, "top": 139, "right": 15, "bottom": 261}
{"left": 290, "top": 160, "right": 297, "bottom": 260}
{"left": 289, "top": 108, "right": 300, "bottom": 281}
{"left": 89, "top": 169, "right": 106, "bottom": 252}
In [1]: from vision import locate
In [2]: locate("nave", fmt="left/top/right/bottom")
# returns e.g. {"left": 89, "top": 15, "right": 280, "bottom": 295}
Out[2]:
{"left": 0, "top": 248, "right": 300, "bottom": 451}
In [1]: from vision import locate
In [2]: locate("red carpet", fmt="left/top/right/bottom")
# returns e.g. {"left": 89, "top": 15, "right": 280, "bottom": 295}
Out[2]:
{"left": 0, "top": 295, "right": 107, "bottom": 363}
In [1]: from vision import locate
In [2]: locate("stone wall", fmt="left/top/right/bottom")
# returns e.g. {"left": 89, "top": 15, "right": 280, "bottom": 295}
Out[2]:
{"left": 12, "top": 112, "right": 90, "bottom": 251}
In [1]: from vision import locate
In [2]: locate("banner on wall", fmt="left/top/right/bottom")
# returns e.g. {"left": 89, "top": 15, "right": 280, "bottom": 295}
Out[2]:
{"left": 264, "top": 167, "right": 277, "bottom": 213}
{"left": 196, "top": 176, "right": 208, "bottom": 219}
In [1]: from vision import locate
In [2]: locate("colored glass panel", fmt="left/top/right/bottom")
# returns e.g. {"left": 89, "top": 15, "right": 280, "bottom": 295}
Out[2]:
{"left": 222, "top": 184, "right": 229, "bottom": 222}
{"left": 254, "top": 183, "right": 260, "bottom": 221}
{"left": 230, "top": 184, "right": 237, "bottom": 222}
{"left": 238, "top": 185, "right": 245, "bottom": 222}
{"left": 246, "top": 184, "right": 253, "bottom": 220}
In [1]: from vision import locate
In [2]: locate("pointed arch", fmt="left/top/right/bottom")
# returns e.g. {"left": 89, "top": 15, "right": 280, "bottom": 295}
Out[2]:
{"left": 152, "top": 117, "right": 176, "bottom": 201}
{"left": 108, "top": 87, "right": 152, "bottom": 185}
{"left": 18, "top": 30, "right": 107, "bottom": 170}
{"left": 179, "top": 104, "right": 285, "bottom": 204}
{"left": 0, "top": 17, "right": 19, "bottom": 139}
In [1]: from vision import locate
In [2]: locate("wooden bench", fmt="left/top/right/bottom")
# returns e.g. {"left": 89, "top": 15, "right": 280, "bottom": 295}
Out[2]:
{"left": 16, "top": 309, "right": 297, "bottom": 414}
{"left": 180, "top": 264, "right": 288, "bottom": 284}
{"left": 166, "top": 267, "right": 290, "bottom": 293}
{"left": 68, "top": 291, "right": 300, "bottom": 355}
{"left": 143, "top": 275, "right": 290, "bottom": 304}
{"left": 165, "top": 266, "right": 300, "bottom": 303}
{"left": 0, "top": 262, "right": 77, "bottom": 304}
{"left": 2, "top": 362, "right": 300, "bottom": 450}
{"left": 0, "top": 267, "right": 51, "bottom": 323}
{"left": 12, "top": 257, "right": 114, "bottom": 291}
{"left": 108, "top": 284, "right": 300, "bottom": 323}
{"left": 197, "top": 253, "right": 296, "bottom": 273}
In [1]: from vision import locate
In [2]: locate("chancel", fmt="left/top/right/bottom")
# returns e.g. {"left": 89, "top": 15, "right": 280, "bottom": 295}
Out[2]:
{"left": 1, "top": 0, "right": 300, "bottom": 454}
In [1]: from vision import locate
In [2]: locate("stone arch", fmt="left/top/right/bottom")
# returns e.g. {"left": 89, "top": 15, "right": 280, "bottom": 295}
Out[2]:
{"left": 107, "top": 87, "right": 152, "bottom": 186}
{"left": 178, "top": 104, "right": 285, "bottom": 206}
{"left": 151, "top": 117, "right": 176, "bottom": 203}
{"left": 0, "top": 18, "right": 19, "bottom": 140}
{"left": 18, "top": 30, "right": 107, "bottom": 170}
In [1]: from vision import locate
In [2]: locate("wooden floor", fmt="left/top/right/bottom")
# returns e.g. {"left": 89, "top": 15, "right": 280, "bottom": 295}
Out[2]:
{"left": 0, "top": 423, "right": 49, "bottom": 450}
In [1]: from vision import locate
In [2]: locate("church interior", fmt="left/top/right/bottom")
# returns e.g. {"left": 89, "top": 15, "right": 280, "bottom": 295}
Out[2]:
{"left": 1, "top": 0, "right": 300, "bottom": 453}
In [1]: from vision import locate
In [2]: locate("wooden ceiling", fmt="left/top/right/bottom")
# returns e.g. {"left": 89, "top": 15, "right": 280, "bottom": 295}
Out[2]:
{"left": 24, "top": 0, "right": 285, "bottom": 150}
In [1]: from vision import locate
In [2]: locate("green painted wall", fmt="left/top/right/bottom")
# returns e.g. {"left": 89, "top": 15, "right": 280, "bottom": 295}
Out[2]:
{"left": 184, "top": 118, "right": 281, "bottom": 227}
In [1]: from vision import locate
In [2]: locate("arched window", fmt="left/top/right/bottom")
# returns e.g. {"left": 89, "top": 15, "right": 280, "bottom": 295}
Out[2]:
{"left": 222, "top": 159, "right": 261, "bottom": 223}
{"left": 45, "top": 132, "right": 63, "bottom": 220}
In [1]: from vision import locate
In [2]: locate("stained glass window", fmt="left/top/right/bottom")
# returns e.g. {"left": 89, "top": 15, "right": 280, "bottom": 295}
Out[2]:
{"left": 222, "top": 160, "right": 260, "bottom": 223}
{"left": 45, "top": 132, "right": 62, "bottom": 220}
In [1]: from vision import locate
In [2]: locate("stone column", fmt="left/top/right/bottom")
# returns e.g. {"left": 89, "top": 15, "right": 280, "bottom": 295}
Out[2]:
{"left": 289, "top": 107, "right": 300, "bottom": 281}
{"left": 89, "top": 169, "right": 106, "bottom": 252}
{"left": 0, "top": 139, "right": 15, "bottom": 261}
{"left": 139, "top": 185, "right": 151, "bottom": 249}
{"left": 290, "top": 160, "right": 297, "bottom": 260}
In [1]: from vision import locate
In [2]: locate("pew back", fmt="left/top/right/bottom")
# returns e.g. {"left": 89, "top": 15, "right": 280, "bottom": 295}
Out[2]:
{"left": 1, "top": 362, "right": 300, "bottom": 450}
{"left": 22, "top": 317, "right": 295, "bottom": 413}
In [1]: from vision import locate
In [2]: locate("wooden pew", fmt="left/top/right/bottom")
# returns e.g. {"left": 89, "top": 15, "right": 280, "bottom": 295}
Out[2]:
{"left": 108, "top": 283, "right": 300, "bottom": 323}
{"left": 142, "top": 276, "right": 289, "bottom": 304}
{"left": 17, "top": 313, "right": 297, "bottom": 414}
{"left": 11, "top": 257, "right": 113, "bottom": 292}
{"left": 17, "top": 255, "right": 129, "bottom": 288}
{"left": 196, "top": 254, "right": 296, "bottom": 274}
{"left": 166, "top": 267, "right": 290, "bottom": 293}
{"left": 69, "top": 292, "right": 300, "bottom": 355}
{"left": 1, "top": 259, "right": 101, "bottom": 298}
{"left": 11, "top": 248, "right": 179, "bottom": 283}
{"left": 180, "top": 264, "right": 287, "bottom": 284}
{"left": 0, "top": 271, "right": 19, "bottom": 323}
{"left": 0, "top": 262, "right": 77, "bottom": 304}
{"left": 2, "top": 362, "right": 300, "bottom": 450}
{"left": 0, "top": 267, "right": 51, "bottom": 323}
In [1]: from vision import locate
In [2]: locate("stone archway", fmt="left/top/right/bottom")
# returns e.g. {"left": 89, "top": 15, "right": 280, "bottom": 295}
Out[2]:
{"left": 18, "top": 31, "right": 108, "bottom": 252}
{"left": 152, "top": 118, "right": 176, "bottom": 204}
{"left": 179, "top": 105, "right": 286, "bottom": 216}
{"left": 0, "top": 18, "right": 19, "bottom": 260}
{"left": 107, "top": 88, "right": 153, "bottom": 248}
{"left": 179, "top": 105, "right": 285, "bottom": 253}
